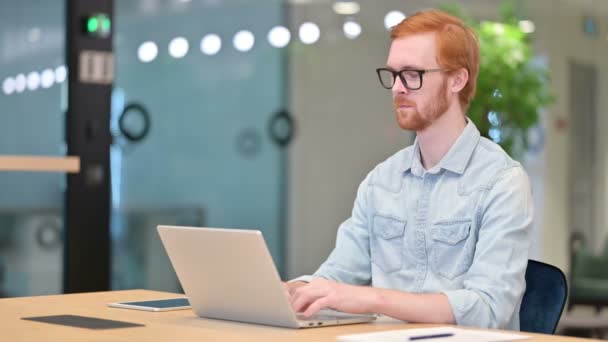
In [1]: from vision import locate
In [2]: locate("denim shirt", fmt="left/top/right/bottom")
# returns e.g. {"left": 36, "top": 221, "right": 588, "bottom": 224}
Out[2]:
{"left": 293, "top": 119, "right": 533, "bottom": 330}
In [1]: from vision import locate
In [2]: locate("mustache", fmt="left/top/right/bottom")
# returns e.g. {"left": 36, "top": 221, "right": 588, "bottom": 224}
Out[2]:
{"left": 393, "top": 97, "right": 415, "bottom": 107}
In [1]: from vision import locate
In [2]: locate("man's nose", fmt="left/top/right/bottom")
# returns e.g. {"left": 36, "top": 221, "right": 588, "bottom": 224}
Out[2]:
{"left": 392, "top": 76, "right": 409, "bottom": 95}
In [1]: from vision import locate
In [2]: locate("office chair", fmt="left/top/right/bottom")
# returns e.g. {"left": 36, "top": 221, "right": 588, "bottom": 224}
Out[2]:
{"left": 519, "top": 259, "right": 568, "bottom": 334}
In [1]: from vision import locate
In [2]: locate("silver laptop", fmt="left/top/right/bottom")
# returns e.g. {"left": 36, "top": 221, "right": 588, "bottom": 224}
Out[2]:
{"left": 157, "top": 225, "right": 377, "bottom": 328}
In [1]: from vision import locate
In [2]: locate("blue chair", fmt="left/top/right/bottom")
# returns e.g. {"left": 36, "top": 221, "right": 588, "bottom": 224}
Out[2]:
{"left": 519, "top": 259, "right": 568, "bottom": 334}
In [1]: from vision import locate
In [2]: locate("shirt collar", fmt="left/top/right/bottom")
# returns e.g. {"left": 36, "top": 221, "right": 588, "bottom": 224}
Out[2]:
{"left": 403, "top": 119, "right": 480, "bottom": 175}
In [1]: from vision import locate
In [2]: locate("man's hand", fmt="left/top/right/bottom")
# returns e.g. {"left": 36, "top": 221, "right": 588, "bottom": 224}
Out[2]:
{"left": 289, "top": 278, "right": 377, "bottom": 318}
{"left": 287, "top": 279, "right": 455, "bottom": 324}
{"left": 284, "top": 281, "right": 307, "bottom": 297}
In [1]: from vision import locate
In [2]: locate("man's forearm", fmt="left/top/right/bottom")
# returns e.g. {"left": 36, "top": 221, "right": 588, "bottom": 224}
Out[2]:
{"left": 369, "top": 287, "right": 456, "bottom": 324}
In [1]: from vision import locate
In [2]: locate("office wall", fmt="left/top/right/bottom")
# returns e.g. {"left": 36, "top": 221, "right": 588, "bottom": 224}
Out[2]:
{"left": 286, "top": 0, "right": 608, "bottom": 278}
{"left": 286, "top": 2, "right": 412, "bottom": 277}
{"left": 526, "top": 1, "right": 608, "bottom": 270}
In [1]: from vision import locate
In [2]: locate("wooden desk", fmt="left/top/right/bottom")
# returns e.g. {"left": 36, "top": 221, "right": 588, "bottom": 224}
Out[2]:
{"left": 0, "top": 290, "right": 599, "bottom": 342}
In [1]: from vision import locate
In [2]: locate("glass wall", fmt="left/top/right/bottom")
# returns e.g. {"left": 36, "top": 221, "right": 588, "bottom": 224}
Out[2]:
{"left": 0, "top": 0, "right": 66, "bottom": 297}
{"left": 110, "top": 0, "right": 288, "bottom": 291}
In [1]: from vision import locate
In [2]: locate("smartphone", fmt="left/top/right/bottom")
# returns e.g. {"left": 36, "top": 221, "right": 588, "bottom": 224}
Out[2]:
{"left": 107, "top": 298, "right": 190, "bottom": 312}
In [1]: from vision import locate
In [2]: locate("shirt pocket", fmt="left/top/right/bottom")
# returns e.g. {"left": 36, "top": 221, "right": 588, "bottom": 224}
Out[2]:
{"left": 371, "top": 215, "right": 406, "bottom": 273}
{"left": 431, "top": 219, "right": 474, "bottom": 280}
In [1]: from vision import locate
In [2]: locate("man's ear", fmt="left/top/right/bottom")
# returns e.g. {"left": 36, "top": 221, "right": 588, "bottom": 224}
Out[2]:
{"left": 450, "top": 68, "right": 469, "bottom": 93}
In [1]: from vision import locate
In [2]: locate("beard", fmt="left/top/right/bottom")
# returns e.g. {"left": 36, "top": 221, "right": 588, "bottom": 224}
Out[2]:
{"left": 393, "top": 78, "right": 449, "bottom": 131}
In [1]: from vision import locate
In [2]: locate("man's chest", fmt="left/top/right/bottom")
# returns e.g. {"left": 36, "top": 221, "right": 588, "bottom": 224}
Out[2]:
{"left": 368, "top": 173, "right": 486, "bottom": 281}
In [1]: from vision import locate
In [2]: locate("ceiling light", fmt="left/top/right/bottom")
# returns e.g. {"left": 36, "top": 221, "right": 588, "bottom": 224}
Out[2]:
{"left": 332, "top": 1, "right": 360, "bottom": 15}
{"left": 299, "top": 22, "right": 320, "bottom": 45}
{"left": 384, "top": 11, "right": 406, "bottom": 30}
{"left": 55, "top": 66, "right": 67, "bottom": 83}
{"left": 2, "top": 77, "right": 15, "bottom": 95}
{"left": 343, "top": 20, "right": 362, "bottom": 39}
{"left": 168, "top": 37, "right": 189, "bottom": 58}
{"left": 26, "top": 71, "right": 40, "bottom": 91}
{"left": 41, "top": 69, "right": 54, "bottom": 88}
{"left": 233, "top": 30, "right": 255, "bottom": 52}
{"left": 14, "top": 74, "right": 26, "bottom": 93}
{"left": 200, "top": 34, "right": 222, "bottom": 55}
{"left": 138, "top": 41, "right": 158, "bottom": 62}
{"left": 268, "top": 26, "right": 291, "bottom": 48}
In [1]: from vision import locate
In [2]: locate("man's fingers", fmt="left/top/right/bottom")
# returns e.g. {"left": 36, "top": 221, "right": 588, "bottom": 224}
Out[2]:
{"left": 291, "top": 290, "right": 319, "bottom": 313}
{"left": 291, "top": 296, "right": 313, "bottom": 313}
{"left": 290, "top": 284, "right": 329, "bottom": 312}
{"left": 289, "top": 279, "right": 337, "bottom": 313}
{"left": 290, "top": 291, "right": 302, "bottom": 309}
{"left": 303, "top": 297, "right": 330, "bottom": 318}
{"left": 289, "top": 285, "right": 304, "bottom": 306}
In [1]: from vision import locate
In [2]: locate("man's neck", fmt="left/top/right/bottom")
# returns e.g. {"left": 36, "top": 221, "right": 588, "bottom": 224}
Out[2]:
{"left": 417, "top": 103, "right": 467, "bottom": 170}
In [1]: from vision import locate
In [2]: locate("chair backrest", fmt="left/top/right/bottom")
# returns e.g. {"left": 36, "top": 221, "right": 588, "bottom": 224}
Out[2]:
{"left": 519, "top": 260, "right": 568, "bottom": 334}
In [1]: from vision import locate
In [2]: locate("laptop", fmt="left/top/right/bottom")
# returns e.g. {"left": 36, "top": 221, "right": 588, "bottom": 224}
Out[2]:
{"left": 157, "top": 225, "right": 377, "bottom": 328}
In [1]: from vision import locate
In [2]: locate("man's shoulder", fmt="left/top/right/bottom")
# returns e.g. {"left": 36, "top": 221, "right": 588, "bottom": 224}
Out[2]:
{"left": 466, "top": 136, "right": 527, "bottom": 189}
{"left": 366, "top": 145, "right": 414, "bottom": 191}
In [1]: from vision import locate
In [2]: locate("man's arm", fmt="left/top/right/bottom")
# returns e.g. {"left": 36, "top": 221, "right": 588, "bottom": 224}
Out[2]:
{"left": 371, "top": 289, "right": 455, "bottom": 323}
{"left": 442, "top": 166, "right": 533, "bottom": 328}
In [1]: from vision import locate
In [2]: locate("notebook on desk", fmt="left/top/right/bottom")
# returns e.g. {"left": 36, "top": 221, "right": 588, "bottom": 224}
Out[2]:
{"left": 157, "top": 225, "right": 376, "bottom": 328}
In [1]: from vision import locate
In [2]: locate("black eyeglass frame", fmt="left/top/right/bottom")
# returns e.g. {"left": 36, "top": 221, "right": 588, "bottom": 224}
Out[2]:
{"left": 375, "top": 67, "right": 449, "bottom": 90}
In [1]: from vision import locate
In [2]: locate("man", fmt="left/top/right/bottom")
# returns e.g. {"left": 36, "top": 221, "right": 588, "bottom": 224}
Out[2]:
{"left": 286, "top": 9, "right": 532, "bottom": 330}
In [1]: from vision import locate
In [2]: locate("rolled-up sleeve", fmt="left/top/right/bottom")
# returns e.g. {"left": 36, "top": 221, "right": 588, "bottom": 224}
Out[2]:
{"left": 291, "top": 173, "right": 373, "bottom": 286}
{"left": 443, "top": 166, "right": 533, "bottom": 330}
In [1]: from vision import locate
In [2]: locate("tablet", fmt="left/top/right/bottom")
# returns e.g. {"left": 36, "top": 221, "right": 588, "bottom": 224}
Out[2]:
{"left": 107, "top": 298, "right": 190, "bottom": 312}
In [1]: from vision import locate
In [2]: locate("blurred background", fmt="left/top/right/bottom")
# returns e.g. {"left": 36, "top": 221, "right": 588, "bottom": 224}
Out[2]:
{"left": 0, "top": 0, "right": 607, "bottom": 338}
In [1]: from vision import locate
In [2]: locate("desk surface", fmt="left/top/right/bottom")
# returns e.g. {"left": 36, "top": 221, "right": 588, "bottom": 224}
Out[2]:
{"left": 0, "top": 290, "right": 599, "bottom": 342}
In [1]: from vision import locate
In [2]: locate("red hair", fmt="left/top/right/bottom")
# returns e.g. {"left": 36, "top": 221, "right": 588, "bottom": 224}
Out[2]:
{"left": 391, "top": 9, "right": 479, "bottom": 109}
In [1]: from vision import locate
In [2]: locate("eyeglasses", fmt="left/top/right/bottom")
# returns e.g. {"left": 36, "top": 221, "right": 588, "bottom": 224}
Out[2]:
{"left": 375, "top": 68, "right": 448, "bottom": 90}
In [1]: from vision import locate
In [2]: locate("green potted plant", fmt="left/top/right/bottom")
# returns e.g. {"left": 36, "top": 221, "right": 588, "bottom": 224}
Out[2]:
{"left": 441, "top": 2, "right": 554, "bottom": 157}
